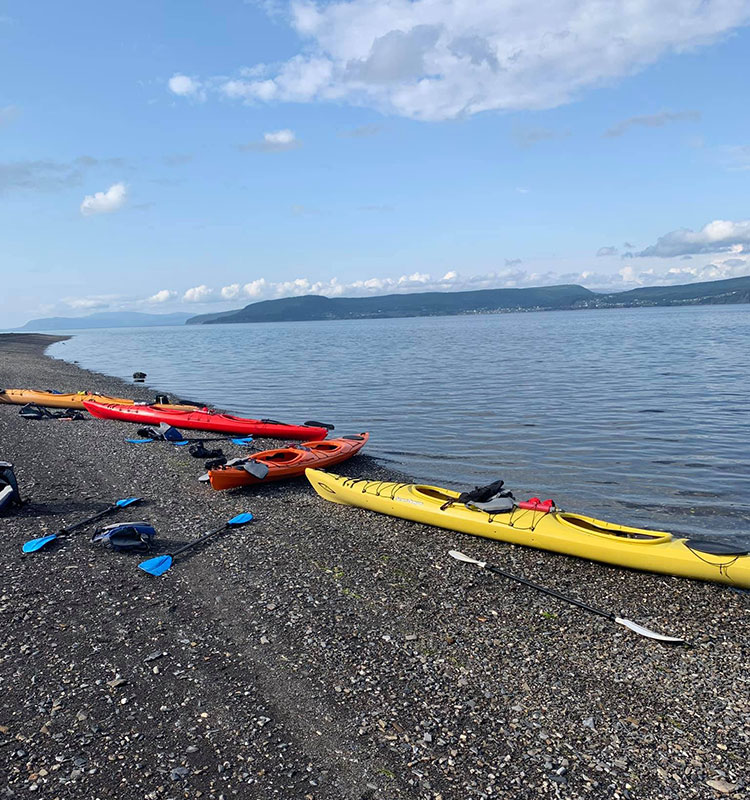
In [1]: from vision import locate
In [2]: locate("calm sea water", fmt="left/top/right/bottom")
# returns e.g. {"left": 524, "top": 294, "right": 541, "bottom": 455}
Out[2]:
{"left": 48, "top": 305, "right": 750, "bottom": 543}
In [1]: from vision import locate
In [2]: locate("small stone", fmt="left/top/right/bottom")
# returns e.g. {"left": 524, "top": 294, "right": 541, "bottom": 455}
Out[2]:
{"left": 706, "top": 779, "right": 738, "bottom": 794}
{"left": 107, "top": 678, "right": 128, "bottom": 689}
{"left": 170, "top": 767, "right": 189, "bottom": 781}
{"left": 260, "top": 636, "right": 270, "bottom": 645}
{"left": 144, "top": 651, "right": 165, "bottom": 663}
{"left": 582, "top": 717, "right": 595, "bottom": 730}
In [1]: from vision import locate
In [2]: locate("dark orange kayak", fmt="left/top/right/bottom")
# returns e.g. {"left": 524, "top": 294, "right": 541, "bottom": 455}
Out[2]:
{"left": 208, "top": 433, "right": 369, "bottom": 490}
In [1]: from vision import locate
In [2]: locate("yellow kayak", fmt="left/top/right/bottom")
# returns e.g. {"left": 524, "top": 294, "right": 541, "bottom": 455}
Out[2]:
{"left": 305, "top": 469, "right": 750, "bottom": 588}
{"left": 0, "top": 389, "right": 195, "bottom": 411}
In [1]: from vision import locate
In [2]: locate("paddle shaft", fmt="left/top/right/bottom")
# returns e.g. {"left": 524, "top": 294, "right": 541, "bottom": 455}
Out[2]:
{"left": 61, "top": 504, "right": 122, "bottom": 535}
{"left": 168, "top": 523, "right": 229, "bottom": 558}
{"left": 483, "top": 563, "right": 613, "bottom": 622}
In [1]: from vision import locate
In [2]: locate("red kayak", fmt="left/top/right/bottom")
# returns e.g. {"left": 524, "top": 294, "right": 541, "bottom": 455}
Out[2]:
{"left": 83, "top": 400, "right": 332, "bottom": 440}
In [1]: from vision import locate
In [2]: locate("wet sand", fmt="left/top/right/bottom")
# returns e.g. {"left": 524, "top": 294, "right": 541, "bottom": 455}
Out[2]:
{"left": 0, "top": 333, "right": 747, "bottom": 799}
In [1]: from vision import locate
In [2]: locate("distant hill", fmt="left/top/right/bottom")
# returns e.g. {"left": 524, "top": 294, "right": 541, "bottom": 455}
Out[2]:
{"left": 20, "top": 311, "right": 193, "bottom": 331}
{"left": 187, "top": 284, "right": 596, "bottom": 325}
{"left": 186, "top": 274, "right": 750, "bottom": 325}
{"left": 589, "top": 274, "right": 750, "bottom": 307}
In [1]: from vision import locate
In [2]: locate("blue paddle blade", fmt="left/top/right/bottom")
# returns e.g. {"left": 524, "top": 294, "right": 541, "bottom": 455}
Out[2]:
{"left": 22, "top": 533, "right": 58, "bottom": 553}
{"left": 231, "top": 437, "right": 254, "bottom": 445}
{"left": 227, "top": 512, "right": 254, "bottom": 525}
{"left": 138, "top": 555, "right": 173, "bottom": 576}
{"left": 116, "top": 497, "right": 141, "bottom": 507}
{"left": 126, "top": 438, "right": 154, "bottom": 444}
{"left": 173, "top": 441, "right": 189, "bottom": 447}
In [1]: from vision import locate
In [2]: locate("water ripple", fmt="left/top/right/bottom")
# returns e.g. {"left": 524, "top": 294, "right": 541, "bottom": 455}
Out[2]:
{"left": 49, "top": 304, "right": 750, "bottom": 543}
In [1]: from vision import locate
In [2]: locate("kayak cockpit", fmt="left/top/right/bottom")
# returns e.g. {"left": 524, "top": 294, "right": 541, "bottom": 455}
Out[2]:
{"left": 556, "top": 513, "right": 672, "bottom": 543}
{"left": 413, "top": 486, "right": 459, "bottom": 503}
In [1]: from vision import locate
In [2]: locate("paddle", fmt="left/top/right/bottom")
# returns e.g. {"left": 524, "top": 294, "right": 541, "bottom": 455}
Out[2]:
{"left": 22, "top": 497, "right": 142, "bottom": 553}
{"left": 138, "top": 512, "right": 254, "bottom": 576}
{"left": 449, "top": 550, "right": 685, "bottom": 644}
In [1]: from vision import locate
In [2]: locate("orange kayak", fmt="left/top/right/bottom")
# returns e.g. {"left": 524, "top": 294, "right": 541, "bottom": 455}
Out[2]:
{"left": 0, "top": 389, "right": 194, "bottom": 411}
{"left": 209, "top": 433, "right": 369, "bottom": 490}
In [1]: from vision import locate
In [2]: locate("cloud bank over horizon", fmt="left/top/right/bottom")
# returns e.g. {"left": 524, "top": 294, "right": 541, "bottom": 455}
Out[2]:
{"left": 39, "top": 252, "right": 750, "bottom": 321}
{"left": 168, "top": 0, "right": 750, "bottom": 120}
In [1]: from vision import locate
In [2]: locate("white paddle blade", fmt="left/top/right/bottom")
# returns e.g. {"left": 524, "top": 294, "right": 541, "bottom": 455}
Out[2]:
{"left": 449, "top": 550, "right": 486, "bottom": 568}
{"left": 615, "top": 617, "right": 685, "bottom": 644}
{"left": 198, "top": 473, "right": 210, "bottom": 482}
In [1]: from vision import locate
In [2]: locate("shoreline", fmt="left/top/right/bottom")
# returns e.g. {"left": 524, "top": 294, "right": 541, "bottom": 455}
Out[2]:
{"left": 1, "top": 333, "right": 748, "bottom": 799}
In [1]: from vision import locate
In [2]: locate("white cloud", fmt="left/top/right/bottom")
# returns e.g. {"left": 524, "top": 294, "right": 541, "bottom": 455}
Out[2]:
{"left": 173, "top": 1, "right": 750, "bottom": 120}
{"left": 183, "top": 285, "right": 216, "bottom": 302}
{"left": 221, "top": 283, "right": 242, "bottom": 299}
{"left": 124, "top": 256, "right": 750, "bottom": 313}
{"left": 618, "top": 255, "right": 750, "bottom": 286}
{"left": 604, "top": 110, "right": 701, "bottom": 138}
{"left": 243, "top": 278, "right": 269, "bottom": 297}
{"left": 240, "top": 129, "right": 301, "bottom": 152}
{"left": 63, "top": 295, "right": 117, "bottom": 310}
{"left": 80, "top": 182, "right": 127, "bottom": 216}
{"left": 596, "top": 246, "right": 618, "bottom": 257}
{"left": 636, "top": 219, "right": 750, "bottom": 257}
{"left": 148, "top": 289, "right": 177, "bottom": 304}
{"left": 168, "top": 74, "right": 203, "bottom": 99}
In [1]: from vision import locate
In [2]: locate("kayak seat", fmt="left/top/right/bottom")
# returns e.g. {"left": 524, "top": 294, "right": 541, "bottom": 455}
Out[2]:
{"left": 262, "top": 452, "right": 298, "bottom": 462}
{"left": 467, "top": 497, "right": 515, "bottom": 514}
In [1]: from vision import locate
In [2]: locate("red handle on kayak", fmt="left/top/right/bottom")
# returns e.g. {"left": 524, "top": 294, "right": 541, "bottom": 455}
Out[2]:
{"left": 517, "top": 497, "right": 555, "bottom": 512}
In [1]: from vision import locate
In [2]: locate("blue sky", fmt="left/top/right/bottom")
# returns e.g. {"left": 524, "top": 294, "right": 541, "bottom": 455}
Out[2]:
{"left": 1, "top": 0, "right": 750, "bottom": 326}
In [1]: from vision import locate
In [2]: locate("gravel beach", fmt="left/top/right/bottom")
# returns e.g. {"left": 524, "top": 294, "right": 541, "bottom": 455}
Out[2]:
{"left": 1, "top": 333, "right": 748, "bottom": 799}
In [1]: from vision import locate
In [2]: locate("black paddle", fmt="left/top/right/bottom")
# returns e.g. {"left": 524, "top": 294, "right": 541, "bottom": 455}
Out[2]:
{"left": 23, "top": 497, "right": 142, "bottom": 552}
{"left": 138, "top": 512, "right": 253, "bottom": 575}
{"left": 449, "top": 550, "right": 685, "bottom": 643}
